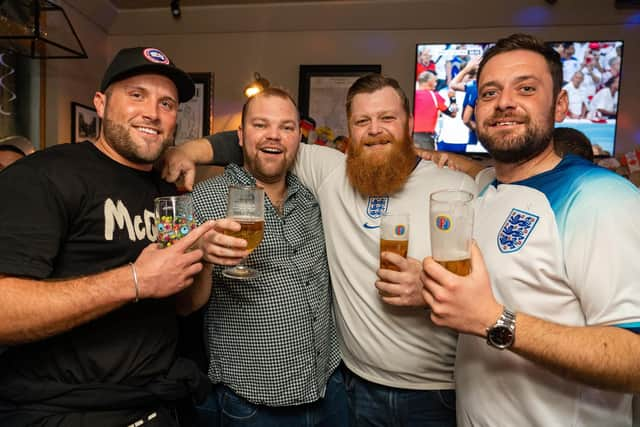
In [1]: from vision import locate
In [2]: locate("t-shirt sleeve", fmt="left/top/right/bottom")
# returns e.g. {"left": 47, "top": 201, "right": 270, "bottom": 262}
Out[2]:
{"left": 205, "top": 131, "right": 244, "bottom": 166}
{"left": 0, "top": 162, "right": 67, "bottom": 278}
{"left": 563, "top": 175, "right": 640, "bottom": 329}
{"left": 292, "top": 144, "right": 344, "bottom": 197}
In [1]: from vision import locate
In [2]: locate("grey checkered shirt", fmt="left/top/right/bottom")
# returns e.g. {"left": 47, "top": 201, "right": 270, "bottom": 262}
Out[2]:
{"left": 191, "top": 164, "right": 341, "bottom": 406}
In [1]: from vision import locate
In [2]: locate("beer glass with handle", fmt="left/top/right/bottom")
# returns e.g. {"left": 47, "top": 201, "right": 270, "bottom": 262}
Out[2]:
{"left": 222, "top": 185, "right": 265, "bottom": 279}
{"left": 429, "top": 190, "right": 474, "bottom": 276}
{"left": 379, "top": 213, "right": 410, "bottom": 271}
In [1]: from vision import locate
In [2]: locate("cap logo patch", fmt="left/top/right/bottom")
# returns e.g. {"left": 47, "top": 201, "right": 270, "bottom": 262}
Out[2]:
{"left": 143, "top": 48, "right": 170, "bottom": 65}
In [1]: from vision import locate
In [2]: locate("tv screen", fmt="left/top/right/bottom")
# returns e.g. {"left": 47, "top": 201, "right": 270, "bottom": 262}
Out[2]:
{"left": 413, "top": 40, "right": 623, "bottom": 156}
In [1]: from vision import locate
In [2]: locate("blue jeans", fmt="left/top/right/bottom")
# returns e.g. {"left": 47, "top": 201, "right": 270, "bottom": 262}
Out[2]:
{"left": 343, "top": 366, "right": 456, "bottom": 427}
{"left": 194, "top": 368, "right": 348, "bottom": 427}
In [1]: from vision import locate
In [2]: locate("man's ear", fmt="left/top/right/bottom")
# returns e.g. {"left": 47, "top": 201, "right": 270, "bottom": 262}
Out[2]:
{"left": 94, "top": 92, "right": 106, "bottom": 119}
{"left": 554, "top": 89, "right": 569, "bottom": 123}
{"left": 237, "top": 126, "right": 244, "bottom": 147}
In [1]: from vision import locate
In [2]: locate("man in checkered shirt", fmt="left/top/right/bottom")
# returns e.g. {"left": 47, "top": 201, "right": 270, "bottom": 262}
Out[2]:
{"left": 176, "top": 88, "right": 346, "bottom": 426}
{"left": 165, "top": 75, "right": 476, "bottom": 426}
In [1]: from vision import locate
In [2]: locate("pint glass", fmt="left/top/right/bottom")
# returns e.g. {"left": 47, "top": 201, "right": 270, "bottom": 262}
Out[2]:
{"left": 154, "top": 195, "right": 197, "bottom": 248}
{"left": 429, "top": 190, "right": 474, "bottom": 275}
{"left": 379, "top": 213, "right": 410, "bottom": 272}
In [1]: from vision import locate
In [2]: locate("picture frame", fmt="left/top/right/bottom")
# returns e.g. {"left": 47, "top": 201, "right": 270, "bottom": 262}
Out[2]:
{"left": 71, "top": 102, "right": 100, "bottom": 143}
{"left": 175, "top": 72, "right": 214, "bottom": 145}
{"left": 298, "top": 65, "right": 381, "bottom": 140}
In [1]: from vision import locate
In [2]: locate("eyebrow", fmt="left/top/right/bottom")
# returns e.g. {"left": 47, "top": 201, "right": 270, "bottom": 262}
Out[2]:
{"left": 122, "top": 84, "right": 178, "bottom": 104}
{"left": 479, "top": 74, "right": 541, "bottom": 91}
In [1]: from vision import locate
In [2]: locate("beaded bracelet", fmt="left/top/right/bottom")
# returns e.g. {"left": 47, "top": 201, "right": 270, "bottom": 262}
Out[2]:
{"left": 129, "top": 262, "right": 140, "bottom": 303}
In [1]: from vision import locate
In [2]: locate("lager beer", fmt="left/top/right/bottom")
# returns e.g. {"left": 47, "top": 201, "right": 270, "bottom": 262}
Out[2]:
{"left": 379, "top": 213, "right": 410, "bottom": 272}
{"left": 436, "top": 257, "right": 471, "bottom": 276}
{"left": 225, "top": 218, "right": 264, "bottom": 253}
{"left": 380, "top": 239, "right": 409, "bottom": 271}
{"left": 429, "top": 190, "right": 474, "bottom": 276}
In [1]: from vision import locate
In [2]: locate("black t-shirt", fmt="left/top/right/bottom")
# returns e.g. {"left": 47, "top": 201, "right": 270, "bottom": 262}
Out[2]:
{"left": 0, "top": 142, "right": 184, "bottom": 418}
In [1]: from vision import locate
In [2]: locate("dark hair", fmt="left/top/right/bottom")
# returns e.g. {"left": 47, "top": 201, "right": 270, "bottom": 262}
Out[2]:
{"left": 0, "top": 144, "right": 26, "bottom": 157}
{"left": 345, "top": 74, "right": 411, "bottom": 119}
{"left": 241, "top": 87, "right": 299, "bottom": 128}
{"left": 477, "top": 33, "right": 563, "bottom": 100}
{"left": 553, "top": 127, "right": 594, "bottom": 162}
{"left": 604, "top": 76, "right": 618, "bottom": 88}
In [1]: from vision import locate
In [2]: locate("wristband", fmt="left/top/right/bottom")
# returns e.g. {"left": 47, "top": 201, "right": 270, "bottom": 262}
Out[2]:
{"left": 129, "top": 262, "right": 140, "bottom": 303}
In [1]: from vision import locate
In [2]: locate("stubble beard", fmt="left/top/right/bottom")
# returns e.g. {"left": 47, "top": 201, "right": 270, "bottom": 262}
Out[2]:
{"left": 102, "top": 115, "right": 174, "bottom": 165}
{"left": 346, "top": 129, "right": 416, "bottom": 197}
{"left": 477, "top": 108, "right": 555, "bottom": 164}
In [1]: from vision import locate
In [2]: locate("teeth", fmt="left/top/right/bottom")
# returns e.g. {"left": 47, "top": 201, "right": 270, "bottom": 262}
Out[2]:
{"left": 262, "top": 148, "right": 282, "bottom": 154}
{"left": 496, "top": 122, "right": 518, "bottom": 126}
{"left": 136, "top": 127, "right": 159, "bottom": 135}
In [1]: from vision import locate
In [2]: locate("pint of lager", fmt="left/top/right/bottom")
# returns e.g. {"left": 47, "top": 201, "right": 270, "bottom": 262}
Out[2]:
{"left": 379, "top": 213, "right": 410, "bottom": 272}
{"left": 429, "top": 190, "right": 474, "bottom": 276}
{"left": 224, "top": 218, "right": 264, "bottom": 253}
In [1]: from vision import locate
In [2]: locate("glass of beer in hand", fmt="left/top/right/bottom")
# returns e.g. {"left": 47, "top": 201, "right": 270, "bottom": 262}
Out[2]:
{"left": 379, "top": 213, "right": 410, "bottom": 271}
{"left": 429, "top": 190, "right": 474, "bottom": 276}
{"left": 222, "top": 185, "right": 265, "bottom": 280}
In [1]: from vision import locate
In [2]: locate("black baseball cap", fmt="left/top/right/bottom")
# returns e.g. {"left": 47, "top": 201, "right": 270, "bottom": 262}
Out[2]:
{"left": 100, "top": 47, "right": 195, "bottom": 103}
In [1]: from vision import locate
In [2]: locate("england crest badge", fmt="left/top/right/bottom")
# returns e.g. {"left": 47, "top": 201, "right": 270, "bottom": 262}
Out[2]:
{"left": 497, "top": 208, "right": 539, "bottom": 253}
{"left": 366, "top": 196, "right": 389, "bottom": 219}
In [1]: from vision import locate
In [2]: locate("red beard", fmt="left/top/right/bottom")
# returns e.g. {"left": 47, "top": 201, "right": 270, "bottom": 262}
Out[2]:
{"left": 346, "top": 132, "right": 416, "bottom": 196}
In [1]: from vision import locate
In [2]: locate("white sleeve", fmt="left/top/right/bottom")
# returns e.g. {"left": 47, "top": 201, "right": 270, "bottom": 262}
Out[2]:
{"left": 292, "top": 144, "right": 345, "bottom": 197}
{"left": 563, "top": 177, "right": 640, "bottom": 327}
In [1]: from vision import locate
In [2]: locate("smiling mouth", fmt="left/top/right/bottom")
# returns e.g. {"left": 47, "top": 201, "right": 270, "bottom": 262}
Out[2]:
{"left": 260, "top": 146, "right": 283, "bottom": 154}
{"left": 134, "top": 126, "right": 160, "bottom": 136}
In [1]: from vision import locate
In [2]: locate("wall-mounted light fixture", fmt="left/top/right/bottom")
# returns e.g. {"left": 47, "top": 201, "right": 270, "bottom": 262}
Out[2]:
{"left": 0, "top": 0, "right": 87, "bottom": 59}
{"left": 243, "top": 72, "right": 270, "bottom": 98}
{"left": 170, "top": 0, "right": 181, "bottom": 18}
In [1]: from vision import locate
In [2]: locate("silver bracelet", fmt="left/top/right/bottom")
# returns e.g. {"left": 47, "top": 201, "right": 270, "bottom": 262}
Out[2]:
{"left": 129, "top": 262, "right": 140, "bottom": 303}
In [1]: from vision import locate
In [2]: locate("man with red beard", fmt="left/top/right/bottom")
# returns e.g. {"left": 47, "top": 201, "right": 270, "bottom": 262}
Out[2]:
{"left": 0, "top": 47, "right": 214, "bottom": 426}
{"left": 421, "top": 33, "right": 640, "bottom": 426}
{"left": 176, "top": 88, "right": 345, "bottom": 426}
{"left": 162, "top": 75, "right": 476, "bottom": 426}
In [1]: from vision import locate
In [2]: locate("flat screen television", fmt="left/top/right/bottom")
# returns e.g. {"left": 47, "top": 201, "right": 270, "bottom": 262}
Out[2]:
{"left": 413, "top": 40, "right": 623, "bottom": 156}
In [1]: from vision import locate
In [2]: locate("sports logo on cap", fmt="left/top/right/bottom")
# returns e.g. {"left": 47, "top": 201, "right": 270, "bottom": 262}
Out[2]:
{"left": 143, "top": 48, "right": 170, "bottom": 65}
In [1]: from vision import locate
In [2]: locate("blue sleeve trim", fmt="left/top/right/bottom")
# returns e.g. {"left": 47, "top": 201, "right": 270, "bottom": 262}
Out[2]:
{"left": 614, "top": 322, "right": 640, "bottom": 334}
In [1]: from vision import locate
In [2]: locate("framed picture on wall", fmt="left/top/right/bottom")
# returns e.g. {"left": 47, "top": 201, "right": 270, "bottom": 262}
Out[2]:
{"left": 298, "top": 64, "right": 381, "bottom": 142}
{"left": 175, "top": 72, "right": 214, "bottom": 145}
{"left": 71, "top": 102, "right": 100, "bottom": 143}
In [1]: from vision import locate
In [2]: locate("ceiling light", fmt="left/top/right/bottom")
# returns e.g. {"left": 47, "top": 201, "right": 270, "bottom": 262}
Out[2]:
{"left": 243, "top": 72, "right": 270, "bottom": 98}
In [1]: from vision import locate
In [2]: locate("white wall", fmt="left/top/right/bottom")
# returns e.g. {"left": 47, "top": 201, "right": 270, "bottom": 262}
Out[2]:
{"left": 60, "top": 0, "right": 640, "bottom": 154}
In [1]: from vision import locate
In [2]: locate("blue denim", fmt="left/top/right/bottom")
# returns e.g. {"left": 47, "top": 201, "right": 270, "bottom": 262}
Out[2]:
{"left": 193, "top": 368, "right": 348, "bottom": 427}
{"left": 343, "top": 366, "right": 456, "bottom": 427}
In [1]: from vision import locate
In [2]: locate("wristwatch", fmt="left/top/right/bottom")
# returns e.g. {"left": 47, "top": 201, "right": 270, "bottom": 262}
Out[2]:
{"left": 486, "top": 306, "right": 516, "bottom": 350}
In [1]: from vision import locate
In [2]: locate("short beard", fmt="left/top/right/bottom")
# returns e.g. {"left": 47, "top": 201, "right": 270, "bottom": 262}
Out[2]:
{"left": 346, "top": 131, "right": 416, "bottom": 196}
{"left": 478, "top": 109, "right": 554, "bottom": 164}
{"left": 102, "top": 117, "right": 174, "bottom": 165}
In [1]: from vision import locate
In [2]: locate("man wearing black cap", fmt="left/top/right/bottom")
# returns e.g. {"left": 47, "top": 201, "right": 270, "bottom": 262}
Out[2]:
{"left": 0, "top": 47, "right": 213, "bottom": 426}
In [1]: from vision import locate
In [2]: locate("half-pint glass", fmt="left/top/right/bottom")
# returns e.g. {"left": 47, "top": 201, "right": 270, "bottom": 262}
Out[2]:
{"left": 379, "top": 213, "right": 410, "bottom": 272}
{"left": 429, "top": 190, "right": 474, "bottom": 275}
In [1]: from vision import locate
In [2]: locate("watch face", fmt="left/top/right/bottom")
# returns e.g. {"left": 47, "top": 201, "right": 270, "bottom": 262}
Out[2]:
{"left": 489, "top": 325, "right": 514, "bottom": 348}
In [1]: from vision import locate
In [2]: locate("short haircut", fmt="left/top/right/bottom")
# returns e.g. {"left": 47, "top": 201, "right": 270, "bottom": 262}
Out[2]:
{"left": 553, "top": 127, "right": 594, "bottom": 162}
{"left": 477, "top": 33, "right": 564, "bottom": 100}
{"left": 0, "top": 144, "right": 26, "bottom": 157}
{"left": 345, "top": 74, "right": 411, "bottom": 119}
{"left": 417, "top": 70, "right": 437, "bottom": 84}
{"left": 241, "top": 87, "right": 299, "bottom": 128}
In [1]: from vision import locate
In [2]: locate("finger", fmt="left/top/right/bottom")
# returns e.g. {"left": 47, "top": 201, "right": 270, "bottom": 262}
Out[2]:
{"left": 469, "top": 240, "right": 487, "bottom": 277}
{"left": 173, "top": 220, "right": 216, "bottom": 251}
{"left": 437, "top": 153, "right": 449, "bottom": 168}
{"left": 182, "top": 168, "right": 196, "bottom": 192}
{"left": 422, "top": 255, "right": 455, "bottom": 285}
